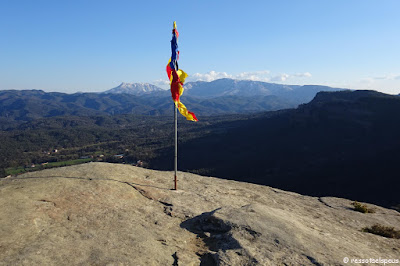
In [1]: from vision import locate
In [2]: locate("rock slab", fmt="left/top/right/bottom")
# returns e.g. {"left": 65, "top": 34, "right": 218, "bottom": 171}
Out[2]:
{"left": 0, "top": 162, "right": 399, "bottom": 265}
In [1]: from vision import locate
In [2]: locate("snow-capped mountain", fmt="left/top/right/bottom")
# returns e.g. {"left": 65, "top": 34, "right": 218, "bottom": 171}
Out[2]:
{"left": 103, "top": 82, "right": 163, "bottom": 95}
{"left": 184, "top": 79, "right": 295, "bottom": 97}
{"left": 184, "top": 78, "right": 346, "bottom": 103}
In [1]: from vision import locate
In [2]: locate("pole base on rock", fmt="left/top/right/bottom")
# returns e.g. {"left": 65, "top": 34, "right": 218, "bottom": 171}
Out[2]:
{"left": 174, "top": 174, "right": 177, "bottom": 190}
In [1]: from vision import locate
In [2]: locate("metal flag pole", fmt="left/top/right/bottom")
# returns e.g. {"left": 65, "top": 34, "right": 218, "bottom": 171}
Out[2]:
{"left": 173, "top": 21, "right": 178, "bottom": 191}
{"left": 168, "top": 21, "right": 197, "bottom": 190}
{"left": 174, "top": 102, "right": 178, "bottom": 190}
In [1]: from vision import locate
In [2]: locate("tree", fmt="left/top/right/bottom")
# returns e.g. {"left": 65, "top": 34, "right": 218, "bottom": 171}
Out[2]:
{"left": 0, "top": 168, "right": 6, "bottom": 178}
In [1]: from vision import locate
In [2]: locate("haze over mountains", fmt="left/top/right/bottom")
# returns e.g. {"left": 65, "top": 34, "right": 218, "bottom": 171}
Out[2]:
{"left": 103, "top": 82, "right": 164, "bottom": 95}
{"left": 0, "top": 79, "right": 345, "bottom": 125}
{"left": 104, "top": 78, "right": 346, "bottom": 103}
{"left": 185, "top": 78, "right": 345, "bottom": 103}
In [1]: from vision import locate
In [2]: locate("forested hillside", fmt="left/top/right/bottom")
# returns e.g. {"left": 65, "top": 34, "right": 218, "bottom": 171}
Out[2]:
{"left": 0, "top": 90, "right": 292, "bottom": 127}
{"left": 0, "top": 80, "right": 345, "bottom": 126}
{"left": 0, "top": 112, "right": 253, "bottom": 175}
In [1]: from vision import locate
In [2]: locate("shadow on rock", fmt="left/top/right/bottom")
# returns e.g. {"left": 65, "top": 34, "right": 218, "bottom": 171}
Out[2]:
{"left": 180, "top": 208, "right": 242, "bottom": 265}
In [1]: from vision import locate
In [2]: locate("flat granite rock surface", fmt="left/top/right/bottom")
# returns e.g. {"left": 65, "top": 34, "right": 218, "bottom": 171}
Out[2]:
{"left": 0, "top": 162, "right": 399, "bottom": 265}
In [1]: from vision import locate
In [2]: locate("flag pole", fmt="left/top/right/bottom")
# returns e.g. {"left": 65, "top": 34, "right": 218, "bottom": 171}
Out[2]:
{"left": 174, "top": 102, "right": 178, "bottom": 190}
{"left": 173, "top": 21, "right": 178, "bottom": 191}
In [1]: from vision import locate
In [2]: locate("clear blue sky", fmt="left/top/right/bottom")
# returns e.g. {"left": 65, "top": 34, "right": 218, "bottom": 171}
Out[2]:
{"left": 1, "top": 0, "right": 399, "bottom": 94}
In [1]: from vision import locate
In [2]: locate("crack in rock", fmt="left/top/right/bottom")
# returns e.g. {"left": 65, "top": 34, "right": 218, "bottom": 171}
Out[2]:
{"left": 11, "top": 175, "right": 155, "bottom": 198}
{"left": 318, "top": 197, "right": 334, "bottom": 208}
{"left": 38, "top": 199, "right": 57, "bottom": 207}
{"left": 305, "top": 255, "right": 323, "bottom": 266}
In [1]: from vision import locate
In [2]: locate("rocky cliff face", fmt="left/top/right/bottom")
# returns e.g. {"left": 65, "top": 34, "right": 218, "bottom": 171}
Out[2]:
{"left": 1, "top": 163, "right": 399, "bottom": 265}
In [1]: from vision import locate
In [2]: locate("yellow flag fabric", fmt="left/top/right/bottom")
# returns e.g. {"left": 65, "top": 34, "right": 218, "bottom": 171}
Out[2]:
{"left": 175, "top": 101, "right": 196, "bottom": 121}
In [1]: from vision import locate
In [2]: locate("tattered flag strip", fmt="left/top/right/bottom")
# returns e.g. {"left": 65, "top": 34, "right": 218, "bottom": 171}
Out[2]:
{"left": 166, "top": 21, "right": 198, "bottom": 122}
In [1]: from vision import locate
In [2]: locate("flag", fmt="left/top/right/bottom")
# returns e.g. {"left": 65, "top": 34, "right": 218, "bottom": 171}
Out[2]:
{"left": 166, "top": 22, "right": 198, "bottom": 122}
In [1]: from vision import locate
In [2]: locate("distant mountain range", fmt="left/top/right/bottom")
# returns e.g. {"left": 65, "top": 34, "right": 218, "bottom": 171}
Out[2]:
{"left": 103, "top": 79, "right": 347, "bottom": 103}
{"left": 185, "top": 78, "right": 345, "bottom": 103}
{"left": 0, "top": 79, "right": 346, "bottom": 126}
{"left": 0, "top": 89, "right": 290, "bottom": 128}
